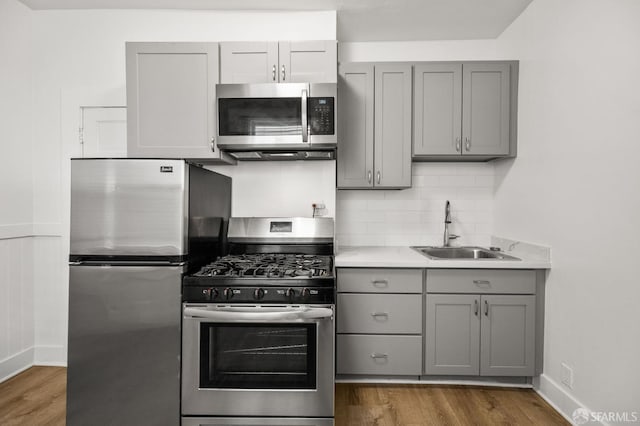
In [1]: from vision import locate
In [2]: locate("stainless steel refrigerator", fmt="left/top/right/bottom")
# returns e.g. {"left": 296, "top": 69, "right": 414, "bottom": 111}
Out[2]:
{"left": 67, "top": 159, "right": 231, "bottom": 425}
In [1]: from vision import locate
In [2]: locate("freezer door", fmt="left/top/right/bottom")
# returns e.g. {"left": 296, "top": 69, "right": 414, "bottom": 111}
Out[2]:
{"left": 70, "top": 159, "right": 188, "bottom": 256}
{"left": 67, "top": 264, "right": 182, "bottom": 426}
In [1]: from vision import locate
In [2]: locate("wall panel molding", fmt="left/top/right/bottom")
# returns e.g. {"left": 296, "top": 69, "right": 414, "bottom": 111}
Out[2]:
{"left": 0, "top": 223, "right": 63, "bottom": 240}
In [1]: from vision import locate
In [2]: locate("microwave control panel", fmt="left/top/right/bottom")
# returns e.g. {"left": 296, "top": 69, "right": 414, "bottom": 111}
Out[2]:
{"left": 308, "top": 97, "right": 335, "bottom": 135}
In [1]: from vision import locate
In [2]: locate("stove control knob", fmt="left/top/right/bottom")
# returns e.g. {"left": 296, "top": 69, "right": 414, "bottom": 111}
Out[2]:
{"left": 223, "top": 288, "right": 233, "bottom": 300}
{"left": 202, "top": 287, "right": 218, "bottom": 301}
{"left": 301, "top": 288, "right": 311, "bottom": 298}
{"left": 254, "top": 288, "right": 265, "bottom": 300}
{"left": 285, "top": 288, "right": 296, "bottom": 298}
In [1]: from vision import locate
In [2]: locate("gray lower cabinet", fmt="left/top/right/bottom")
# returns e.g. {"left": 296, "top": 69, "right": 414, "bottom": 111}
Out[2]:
{"left": 337, "top": 63, "right": 412, "bottom": 189}
{"left": 337, "top": 268, "right": 423, "bottom": 294}
{"left": 336, "top": 268, "right": 539, "bottom": 379}
{"left": 413, "top": 61, "right": 517, "bottom": 160}
{"left": 126, "top": 42, "right": 231, "bottom": 162}
{"left": 425, "top": 294, "right": 480, "bottom": 375}
{"left": 337, "top": 335, "right": 422, "bottom": 376}
{"left": 336, "top": 268, "right": 422, "bottom": 376}
{"left": 337, "top": 294, "right": 422, "bottom": 334}
{"left": 480, "top": 294, "right": 535, "bottom": 376}
{"left": 425, "top": 293, "right": 535, "bottom": 376}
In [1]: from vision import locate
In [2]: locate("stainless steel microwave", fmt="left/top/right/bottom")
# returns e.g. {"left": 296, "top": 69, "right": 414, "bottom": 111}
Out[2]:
{"left": 216, "top": 83, "right": 337, "bottom": 160}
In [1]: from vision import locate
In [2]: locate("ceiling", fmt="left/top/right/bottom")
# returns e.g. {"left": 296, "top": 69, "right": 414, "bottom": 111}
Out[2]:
{"left": 18, "top": 0, "right": 533, "bottom": 42}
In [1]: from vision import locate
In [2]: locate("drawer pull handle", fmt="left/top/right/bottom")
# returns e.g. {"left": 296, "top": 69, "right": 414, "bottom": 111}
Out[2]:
{"left": 371, "top": 279, "right": 388, "bottom": 287}
{"left": 485, "top": 300, "right": 489, "bottom": 316}
{"left": 473, "top": 280, "right": 491, "bottom": 286}
{"left": 371, "top": 312, "right": 389, "bottom": 319}
{"left": 474, "top": 299, "right": 479, "bottom": 316}
{"left": 370, "top": 353, "right": 388, "bottom": 359}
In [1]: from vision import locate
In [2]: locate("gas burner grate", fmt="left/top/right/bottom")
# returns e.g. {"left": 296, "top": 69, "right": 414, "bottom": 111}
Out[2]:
{"left": 194, "top": 254, "right": 333, "bottom": 278}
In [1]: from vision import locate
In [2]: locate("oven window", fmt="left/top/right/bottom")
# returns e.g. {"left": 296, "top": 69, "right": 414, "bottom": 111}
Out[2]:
{"left": 200, "top": 323, "right": 317, "bottom": 389}
{"left": 218, "top": 98, "right": 302, "bottom": 136}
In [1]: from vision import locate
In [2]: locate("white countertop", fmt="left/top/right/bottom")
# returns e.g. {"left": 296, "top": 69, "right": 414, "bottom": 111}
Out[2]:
{"left": 335, "top": 246, "right": 552, "bottom": 269}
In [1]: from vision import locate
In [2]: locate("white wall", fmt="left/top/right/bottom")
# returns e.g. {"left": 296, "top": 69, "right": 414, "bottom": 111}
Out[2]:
{"left": 0, "top": 0, "right": 34, "bottom": 229}
{"left": 207, "top": 161, "right": 336, "bottom": 218}
{"left": 25, "top": 8, "right": 337, "bottom": 366}
{"left": 339, "top": 39, "right": 501, "bottom": 63}
{"left": 492, "top": 0, "right": 640, "bottom": 421}
{"left": 336, "top": 163, "right": 494, "bottom": 247}
{"left": 0, "top": 0, "right": 36, "bottom": 381}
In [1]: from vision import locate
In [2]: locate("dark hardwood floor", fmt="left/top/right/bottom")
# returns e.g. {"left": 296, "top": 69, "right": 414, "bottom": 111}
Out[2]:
{"left": 0, "top": 367, "right": 568, "bottom": 425}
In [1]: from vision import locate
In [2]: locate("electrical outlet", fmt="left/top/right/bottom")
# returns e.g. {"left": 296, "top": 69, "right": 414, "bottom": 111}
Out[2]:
{"left": 312, "top": 202, "right": 327, "bottom": 217}
{"left": 561, "top": 362, "right": 573, "bottom": 389}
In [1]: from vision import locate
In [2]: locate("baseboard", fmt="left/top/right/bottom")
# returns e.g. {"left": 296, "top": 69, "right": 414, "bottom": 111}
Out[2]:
{"left": 0, "top": 347, "right": 35, "bottom": 383}
{"left": 34, "top": 345, "right": 67, "bottom": 366}
{"left": 534, "top": 373, "right": 605, "bottom": 426}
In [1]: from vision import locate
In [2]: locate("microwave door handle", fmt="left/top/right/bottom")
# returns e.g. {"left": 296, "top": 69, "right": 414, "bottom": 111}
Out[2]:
{"left": 184, "top": 306, "right": 333, "bottom": 321}
{"left": 301, "top": 88, "right": 308, "bottom": 143}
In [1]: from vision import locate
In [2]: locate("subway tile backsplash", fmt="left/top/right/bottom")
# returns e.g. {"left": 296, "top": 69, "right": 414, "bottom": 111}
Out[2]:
{"left": 336, "top": 163, "right": 495, "bottom": 247}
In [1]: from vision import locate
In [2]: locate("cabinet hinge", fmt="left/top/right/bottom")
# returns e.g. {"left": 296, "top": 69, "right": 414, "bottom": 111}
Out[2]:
{"left": 79, "top": 127, "right": 84, "bottom": 145}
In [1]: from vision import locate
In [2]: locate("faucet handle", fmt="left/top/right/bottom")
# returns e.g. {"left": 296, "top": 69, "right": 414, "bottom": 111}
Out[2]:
{"left": 449, "top": 234, "right": 460, "bottom": 240}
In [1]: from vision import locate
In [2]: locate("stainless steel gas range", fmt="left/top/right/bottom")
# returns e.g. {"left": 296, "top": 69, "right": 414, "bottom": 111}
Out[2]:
{"left": 181, "top": 217, "right": 335, "bottom": 426}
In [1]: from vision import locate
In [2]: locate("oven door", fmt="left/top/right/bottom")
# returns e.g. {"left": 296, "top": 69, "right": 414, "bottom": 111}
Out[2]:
{"left": 182, "top": 304, "right": 335, "bottom": 418}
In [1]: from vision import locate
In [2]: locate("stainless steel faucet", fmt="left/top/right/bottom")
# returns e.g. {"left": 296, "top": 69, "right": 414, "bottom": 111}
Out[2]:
{"left": 443, "top": 200, "right": 459, "bottom": 247}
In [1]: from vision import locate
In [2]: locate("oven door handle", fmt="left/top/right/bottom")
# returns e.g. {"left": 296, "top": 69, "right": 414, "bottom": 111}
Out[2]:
{"left": 183, "top": 306, "right": 333, "bottom": 321}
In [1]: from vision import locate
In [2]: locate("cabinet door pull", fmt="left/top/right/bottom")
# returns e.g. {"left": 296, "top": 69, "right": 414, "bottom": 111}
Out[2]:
{"left": 210, "top": 137, "right": 215, "bottom": 152}
{"left": 272, "top": 64, "right": 276, "bottom": 81}
{"left": 371, "top": 312, "right": 389, "bottom": 318}
{"left": 473, "top": 280, "right": 491, "bottom": 286}
{"left": 368, "top": 170, "right": 372, "bottom": 183}
{"left": 474, "top": 299, "right": 479, "bottom": 316}
{"left": 465, "top": 137, "right": 471, "bottom": 151}
{"left": 371, "top": 279, "right": 388, "bottom": 287}
{"left": 370, "top": 353, "right": 388, "bottom": 359}
{"left": 281, "top": 65, "right": 286, "bottom": 81}
{"left": 484, "top": 300, "right": 489, "bottom": 316}
{"left": 455, "top": 137, "right": 461, "bottom": 152}
{"left": 376, "top": 171, "right": 381, "bottom": 184}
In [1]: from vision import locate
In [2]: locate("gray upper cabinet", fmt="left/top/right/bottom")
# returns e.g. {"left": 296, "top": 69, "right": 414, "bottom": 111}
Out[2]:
{"left": 413, "top": 63, "right": 462, "bottom": 156}
{"left": 338, "top": 63, "right": 412, "bottom": 189}
{"left": 480, "top": 294, "right": 535, "bottom": 376}
{"left": 126, "top": 42, "right": 229, "bottom": 161}
{"left": 463, "top": 63, "right": 511, "bottom": 156}
{"left": 337, "top": 64, "right": 374, "bottom": 188}
{"left": 219, "top": 42, "right": 279, "bottom": 83}
{"left": 413, "top": 61, "right": 517, "bottom": 160}
{"left": 279, "top": 41, "right": 337, "bottom": 83}
{"left": 374, "top": 64, "right": 413, "bottom": 188}
{"left": 220, "top": 40, "right": 336, "bottom": 84}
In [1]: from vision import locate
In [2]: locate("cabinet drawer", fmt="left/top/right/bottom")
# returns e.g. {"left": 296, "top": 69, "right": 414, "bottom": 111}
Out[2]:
{"left": 337, "top": 268, "right": 422, "bottom": 293}
{"left": 337, "top": 335, "right": 422, "bottom": 376}
{"left": 337, "top": 294, "right": 421, "bottom": 334}
{"left": 426, "top": 269, "right": 535, "bottom": 294}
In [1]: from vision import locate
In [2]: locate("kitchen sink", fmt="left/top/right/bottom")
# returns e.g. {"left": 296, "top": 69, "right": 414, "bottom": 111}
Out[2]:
{"left": 411, "top": 246, "right": 521, "bottom": 261}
